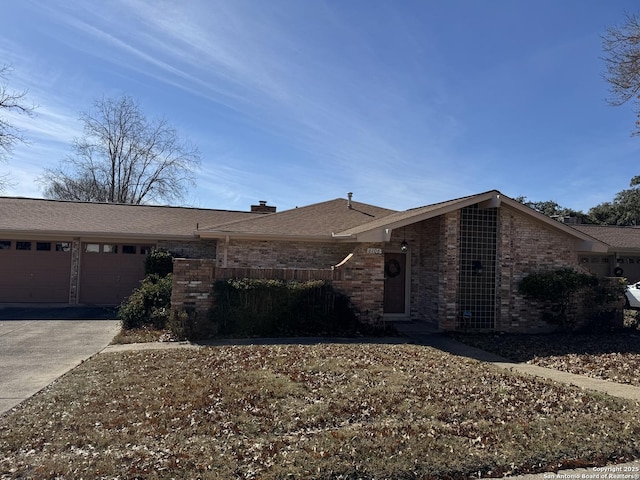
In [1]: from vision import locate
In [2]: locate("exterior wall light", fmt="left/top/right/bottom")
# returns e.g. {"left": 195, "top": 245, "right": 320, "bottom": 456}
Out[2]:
{"left": 401, "top": 240, "right": 409, "bottom": 252}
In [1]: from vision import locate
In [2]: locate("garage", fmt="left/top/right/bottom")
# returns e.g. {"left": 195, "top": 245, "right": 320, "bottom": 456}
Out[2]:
{"left": 1, "top": 196, "right": 261, "bottom": 305}
{"left": 79, "top": 243, "right": 150, "bottom": 305}
{"left": 0, "top": 240, "right": 72, "bottom": 303}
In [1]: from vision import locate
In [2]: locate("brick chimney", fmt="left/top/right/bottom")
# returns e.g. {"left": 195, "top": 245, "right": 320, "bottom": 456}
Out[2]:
{"left": 250, "top": 200, "right": 276, "bottom": 214}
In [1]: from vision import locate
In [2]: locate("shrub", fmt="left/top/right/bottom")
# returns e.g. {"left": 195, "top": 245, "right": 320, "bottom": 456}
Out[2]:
{"left": 168, "top": 308, "right": 217, "bottom": 341}
{"left": 518, "top": 268, "right": 624, "bottom": 330}
{"left": 118, "top": 274, "right": 173, "bottom": 329}
{"left": 172, "top": 278, "right": 360, "bottom": 340}
{"left": 144, "top": 249, "right": 174, "bottom": 276}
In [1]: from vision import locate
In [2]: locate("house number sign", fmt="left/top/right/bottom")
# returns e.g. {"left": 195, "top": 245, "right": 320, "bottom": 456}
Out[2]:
{"left": 367, "top": 248, "right": 383, "bottom": 254}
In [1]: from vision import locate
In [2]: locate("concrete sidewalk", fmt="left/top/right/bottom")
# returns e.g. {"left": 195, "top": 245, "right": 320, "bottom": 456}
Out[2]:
{"left": 394, "top": 322, "right": 640, "bottom": 479}
{"left": 401, "top": 329, "right": 640, "bottom": 402}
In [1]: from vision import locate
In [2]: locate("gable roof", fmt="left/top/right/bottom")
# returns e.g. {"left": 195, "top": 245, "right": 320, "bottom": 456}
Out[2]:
{"left": 0, "top": 197, "right": 254, "bottom": 240}
{"left": 572, "top": 224, "right": 640, "bottom": 252}
{"left": 199, "top": 190, "right": 608, "bottom": 252}
{"left": 0, "top": 192, "right": 611, "bottom": 253}
{"left": 198, "top": 198, "right": 397, "bottom": 239}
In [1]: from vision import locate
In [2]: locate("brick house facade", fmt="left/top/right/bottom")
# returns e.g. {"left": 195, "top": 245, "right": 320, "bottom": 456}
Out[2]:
{"left": 1, "top": 191, "right": 618, "bottom": 331}
{"left": 171, "top": 191, "right": 611, "bottom": 332}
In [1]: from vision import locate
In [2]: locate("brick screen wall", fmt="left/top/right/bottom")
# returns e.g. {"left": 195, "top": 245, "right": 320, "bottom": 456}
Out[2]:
{"left": 171, "top": 241, "right": 385, "bottom": 322}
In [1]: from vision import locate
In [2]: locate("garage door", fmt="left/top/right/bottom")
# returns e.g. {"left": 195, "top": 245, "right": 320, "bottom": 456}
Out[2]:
{"left": 0, "top": 240, "right": 72, "bottom": 303}
{"left": 79, "top": 243, "right": 150, "bottom": 305}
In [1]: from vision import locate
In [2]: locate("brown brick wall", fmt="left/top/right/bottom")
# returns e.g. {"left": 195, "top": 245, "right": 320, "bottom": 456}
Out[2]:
{"left": 497, "top": 205, "right": 581, "bottom": 332}
{"left": 219, "top": 239, "right": 353, "bottom": 269}
{"left": 333, "top": 243, "right": 385, "bottom": 323}
{"left": 171, "top": 245, "right": 385, "bottom": 323}
{"left": 171, "top": 258, "right": 216, "bottom": 313}
{"left": 158, "top": 240, "right": 217, "bottom": 259}
{"left": 438, "top": 212, "right": 461, "bottom": 330}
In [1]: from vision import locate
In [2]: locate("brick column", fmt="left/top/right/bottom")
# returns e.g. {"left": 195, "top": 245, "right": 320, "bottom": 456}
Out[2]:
{"left": 68, "top": 238, "right": 81, "bottom": 304}
{"left": 438, "top": 212, "right": 460, "bottom": 330}
{"left": 171, "top": 258, "right": 216, "bottom": 316}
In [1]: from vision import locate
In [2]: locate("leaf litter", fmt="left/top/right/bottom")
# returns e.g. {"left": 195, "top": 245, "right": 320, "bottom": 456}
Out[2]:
{"left": 1, "top": 343, "right": 639, "bottom": 479}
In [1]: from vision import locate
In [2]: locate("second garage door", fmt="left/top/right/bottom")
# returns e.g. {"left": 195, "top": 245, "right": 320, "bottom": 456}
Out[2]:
{"left": 79, "top": 243, "right": 151, "bottom": 305}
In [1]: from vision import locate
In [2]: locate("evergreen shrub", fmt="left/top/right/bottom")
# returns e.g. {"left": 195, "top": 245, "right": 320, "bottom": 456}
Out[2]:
{"left": 118, "top": 274, "right": 173, "bottom": 329}
{"left": 171, "top": 278, "right": 360, "bottom": 340}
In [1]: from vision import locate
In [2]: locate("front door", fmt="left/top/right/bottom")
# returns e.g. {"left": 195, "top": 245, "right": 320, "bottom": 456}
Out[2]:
{"left": 383, "top": 252, "right": 406, "bottom": 314}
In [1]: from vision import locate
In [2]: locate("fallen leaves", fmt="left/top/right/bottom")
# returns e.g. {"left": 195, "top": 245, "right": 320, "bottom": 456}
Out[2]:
{"left": 1, "top": 343, "right": 639, "bottom": 479}
{"left": 453, "top": 332, "right": 640, "bottom": 386}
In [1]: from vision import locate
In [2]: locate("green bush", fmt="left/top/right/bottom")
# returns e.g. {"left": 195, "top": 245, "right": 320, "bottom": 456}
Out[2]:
{"left": 144, "top": 249, "right": 174, "bottom": 276}
{"left": 518, "top": 268, "right": 624, "bottom": 330}
{"left": 172, "top": 278, "right": 360, "bottom": 340}
{"left": 118, "top": 274, "right": 173, "bottom": 329}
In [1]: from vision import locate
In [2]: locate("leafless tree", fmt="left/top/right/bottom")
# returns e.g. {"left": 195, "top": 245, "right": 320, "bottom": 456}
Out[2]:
{"left": 42, "top": 95, "right": 200, "bottom": 204}
{"left": 603, "top": 13, "right": 640, "bottom": 134}
{"left": 0, "top": 65, "right": 35, "bottom": 191}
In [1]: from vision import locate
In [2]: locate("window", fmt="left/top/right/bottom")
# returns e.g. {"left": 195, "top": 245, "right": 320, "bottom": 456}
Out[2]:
{"left": 0, "top": 241, "right": 10, "bottom": 250}
{"left": 36, "top": 242, "right": 52, "bottom": 251}
{"left": 16, "top": 241, "right": 31, "bottom": 251}
{"left": 103, "top": 244, "right": 118, "bottom": 253}
{"left": 84, "top": 243, "right": 100, "bottom": 253}
{"left": 140, "top": 246, "right": 151, "bottom": 255}
{"left": 56, "top": 242, "right": 71, "bottom": 252}
{"left": 122, "top": 245, "right": 137, "bottom": 254}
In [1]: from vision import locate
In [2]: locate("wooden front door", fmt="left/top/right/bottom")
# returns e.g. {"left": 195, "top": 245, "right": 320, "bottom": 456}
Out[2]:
{"left": 383, "top": 252, "right": 406, "bottom": 314}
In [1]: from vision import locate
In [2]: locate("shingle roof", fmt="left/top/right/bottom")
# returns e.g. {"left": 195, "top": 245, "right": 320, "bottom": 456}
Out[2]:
{"left": 199, "top": 198, "right": 397, "bottom": 238}
{"left": 572, "top": 224, "right": 640, "bottom": 250}
{"left": 337, "top": 191, "right": 497, "bottom": 236}
{"left": 0, "top": 197, "right": 255, "bottom": 238}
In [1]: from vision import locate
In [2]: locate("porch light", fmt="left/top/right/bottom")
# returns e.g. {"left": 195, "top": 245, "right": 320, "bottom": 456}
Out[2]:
{"left": 472, "top": 260, "right": 483, "bottom": 275}
{"left": 401, "top": 240, "right": 409, "bottom": 252}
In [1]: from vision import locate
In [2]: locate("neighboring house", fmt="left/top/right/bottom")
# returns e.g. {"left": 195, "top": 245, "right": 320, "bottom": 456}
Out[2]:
{"left": 0, "top": 191, "right": 615, "bottom": 331}
{"left": 572, "top": 224, "right": 640, "bottom": 283}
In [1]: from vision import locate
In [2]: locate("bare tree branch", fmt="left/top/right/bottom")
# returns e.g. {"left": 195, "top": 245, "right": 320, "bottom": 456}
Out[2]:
{"left": 0, "top": 65, "right": 35, "bottom": 191}
{"left": 41, "top": 95, "right": 201, "bottom": 204}
{"left": 602, "top": 13, "right": 640, "bottom": 135}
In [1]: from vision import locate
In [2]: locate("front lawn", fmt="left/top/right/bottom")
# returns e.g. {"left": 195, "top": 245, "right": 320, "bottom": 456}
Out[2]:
{"left": 1, "top": 344, "right": 639, "bottom": 479}
{"left": 452, "top": 331, "right": 640, "bottom": 387}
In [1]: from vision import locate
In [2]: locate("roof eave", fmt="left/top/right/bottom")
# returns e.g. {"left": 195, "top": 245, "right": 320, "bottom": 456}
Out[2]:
{"left": 339, "top": 191, "right": 502, "bottom": 239}
{"left": 199, "top": 231, "right": 354, "bottom": 243}
{"left": 0, "top": 229, "right": 198, "bottom": 242}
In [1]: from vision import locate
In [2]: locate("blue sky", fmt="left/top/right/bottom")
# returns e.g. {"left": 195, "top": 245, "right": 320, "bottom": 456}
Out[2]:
{"left": 1, "top": 0, "right": 639, "bottom": 212}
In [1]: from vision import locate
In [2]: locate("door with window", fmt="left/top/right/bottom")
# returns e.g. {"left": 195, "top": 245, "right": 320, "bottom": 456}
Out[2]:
{"left": 383, "top": 252, "right": 407, "bottom": 314}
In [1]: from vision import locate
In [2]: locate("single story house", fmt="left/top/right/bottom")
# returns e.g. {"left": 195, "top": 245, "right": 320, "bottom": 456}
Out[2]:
{"left": 0, "top": 190, "right": 622, "bottom": 331}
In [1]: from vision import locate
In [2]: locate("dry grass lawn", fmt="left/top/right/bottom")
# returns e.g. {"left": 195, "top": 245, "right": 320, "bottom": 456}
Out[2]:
{"left": 452, "top": 331, "right": 640, "bottom": 387}
{"left": 1, "top": 343, "right": 640, "bottom": 479}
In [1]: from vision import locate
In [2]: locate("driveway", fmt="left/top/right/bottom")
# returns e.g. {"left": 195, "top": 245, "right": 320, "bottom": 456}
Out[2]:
{"left": 0, "top": 306, "right": 120, "bottom": 415}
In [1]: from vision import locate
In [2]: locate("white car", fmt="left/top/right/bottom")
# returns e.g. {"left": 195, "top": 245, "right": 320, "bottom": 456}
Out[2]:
{"left": 625, "top": 282, "right": 640, "bottom": 309}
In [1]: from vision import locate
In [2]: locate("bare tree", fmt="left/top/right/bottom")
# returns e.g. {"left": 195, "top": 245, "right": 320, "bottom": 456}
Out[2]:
{"left": 0, "top": 65, "right": 35, "bottom": 190}
{"left": 602, "top": 13, "right": 640, "bottom": 134}
{"left": 42, "top": 95, "right": 200, "bottom": 204}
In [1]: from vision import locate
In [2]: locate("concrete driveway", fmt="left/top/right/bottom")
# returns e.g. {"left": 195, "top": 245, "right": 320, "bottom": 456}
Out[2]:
{"left": 0, "top": 306, "right": 120, "bottom": 415}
